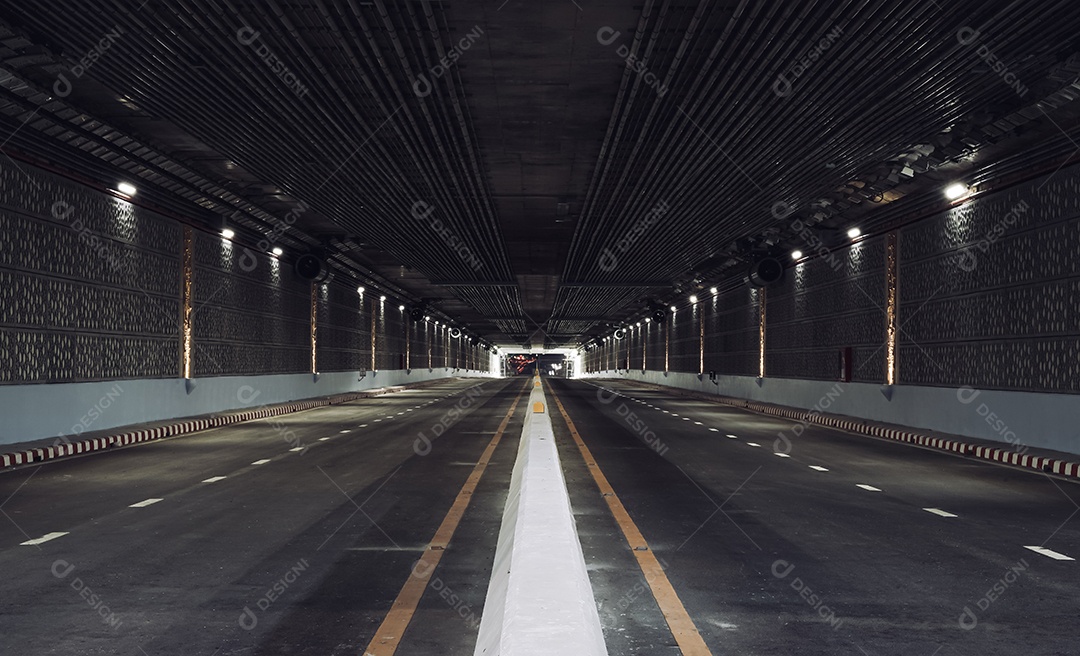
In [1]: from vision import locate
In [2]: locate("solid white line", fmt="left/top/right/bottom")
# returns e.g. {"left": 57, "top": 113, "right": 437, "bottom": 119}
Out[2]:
{"left": 289, "top": 447, "right": 305, "bottom": 452}
{"left": 1024, "top": 546, "right": 1075, "bottom": 561}
{"left": 251, "top": 459, "right": 271, "bottom": 465}
{"left": 774, "top": 453, "right": 791, "bottom": 458}
{"left": 923, "top": 508, "right": 958, "bottom": 518}
{"left": 202, "top": 476, "right": 227, "bottom": 483}
{"left": 20, "top": 532, "right": 68, "bottom": 546}
{"left": 856, "top": 484, "right": 882, "bottom": 492}
{"left": 808, "top": 465, "right": 829, "bottom": 472}
{"left": 129, "top": 498, "right": 164, "bottom": 508}
{"left": 746, "top": 442, "right": 761, "bottom": 448}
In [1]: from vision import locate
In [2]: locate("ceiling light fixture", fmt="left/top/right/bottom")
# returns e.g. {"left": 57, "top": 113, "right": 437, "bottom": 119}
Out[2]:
{"left": 944, "top": 182, "right": 970, "bottom": 200}
{"left": 791, "top": 250, "right": 803, "bottom": 260}
{"left": 847, "top": 227, "right": 861, "bottom": 239}
{"left": 117, "top": 182, "right": 137, "bottom": 196}
{"left": 222, "top": 228, "right": 235, "bottom": 239}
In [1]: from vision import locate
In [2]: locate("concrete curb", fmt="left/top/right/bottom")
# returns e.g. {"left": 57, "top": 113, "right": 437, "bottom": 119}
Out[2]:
{"left": 597, "top": 379, "right": 1080, "bottom": 481}
{"left": 0, "top": 385, "right": 410, "bottom": 469}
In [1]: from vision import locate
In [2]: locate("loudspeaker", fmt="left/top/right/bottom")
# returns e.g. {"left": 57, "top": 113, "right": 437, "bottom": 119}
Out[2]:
{"left": 294, "top": 253, "right": 328, "bottom": 282}
{"left": 747, "top": 257, "right": 785, "bottom": 287}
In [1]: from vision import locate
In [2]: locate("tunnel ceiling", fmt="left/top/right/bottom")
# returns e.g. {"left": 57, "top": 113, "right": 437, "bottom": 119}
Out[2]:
{"left": 2, "top": 1, "right": 1080, "bottom": 347}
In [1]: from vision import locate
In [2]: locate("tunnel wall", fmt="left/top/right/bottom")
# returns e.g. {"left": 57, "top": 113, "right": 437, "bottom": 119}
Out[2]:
{"left": 583, "top": 163, "right": 1080, "bottom": 454}
{"left": 0, "top": 159, "right": 494, "bottom": 445}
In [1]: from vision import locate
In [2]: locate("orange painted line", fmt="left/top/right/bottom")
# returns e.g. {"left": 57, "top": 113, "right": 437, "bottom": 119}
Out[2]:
{"left": 547, "top": 382, "right": 714, "bottom": 656}
{"left": 363, "top": 379, "right": 529, "bottom": 656}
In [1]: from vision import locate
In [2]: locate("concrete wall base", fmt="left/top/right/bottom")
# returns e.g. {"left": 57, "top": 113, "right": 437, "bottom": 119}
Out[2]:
{"left": 0, "top": 368, "right": 497, "bottom": 445}
{"left": 580, "top": 370, "right": 1080, "bottom": 457}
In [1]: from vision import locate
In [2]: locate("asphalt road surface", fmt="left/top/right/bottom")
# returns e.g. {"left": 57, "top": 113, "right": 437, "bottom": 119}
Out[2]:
{"left": 1, "top": 376, "right": 1076, "bottom": 655}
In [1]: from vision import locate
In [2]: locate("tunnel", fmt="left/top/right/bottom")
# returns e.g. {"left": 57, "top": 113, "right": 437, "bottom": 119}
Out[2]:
{"left": 0, "top": 1, "right": 1078, "bottom": 654}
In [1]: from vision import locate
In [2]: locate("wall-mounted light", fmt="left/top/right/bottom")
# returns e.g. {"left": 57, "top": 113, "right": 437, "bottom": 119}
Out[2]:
{"left": 398, "top": 304, "right": 405, "bottom": 311}
{"left": 117, "top": 182, "right": 137, "bottom": 196}
{"left": 271, "top": 246, "right": 283, "bottom": 257}
{"left": 710, "top": 287, "right": 718, "bottom": 295}
{"left": 379, "top": 295, "right": 387, "bottom": 302}
{"left": 357, "top": 286, "right": 365, "bottom": 294}
{"left": 944, "top": 182, "right": 970, "bottom": 200}
{"left": 645, "top": 317, "right": 652, "bottom": 323}
{"left": 847, "top": 227, "right": 861, "bottom": 240}
{"left": 669, "top": 305, "right": 677, "bottom": 312}
{"left": 636, "top": 322, "right": 641, "bottom": 327}
{"left": 689, "top": 294, "right": 698, "bottom": 304}
{"left": 791, "top": 250, "right": 803, "bottom": 260}
{"left": 222, "top": 228, "right": 235, "bottom": 239}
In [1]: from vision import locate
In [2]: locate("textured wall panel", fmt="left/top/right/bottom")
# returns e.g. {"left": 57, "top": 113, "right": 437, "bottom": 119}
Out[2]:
{"left": 704, "top": 287, "right": 760, "bottom": 376}
{"left": 192, "top": 235, "right": 308, "bottom": 376}
{"left": 766, "top": 237, "right": 886, "bottom": 381}
{"left": 317, "top": 283, "right": 369, "bottom": 372}
{"left": 0, "top": 161, "right": 181, "bottom": 383}
{"left": 900, "top": 165, "right": 1080, "bottom": 392}
{"left": 668, "top": 307, "right": 699, "bottom": 373}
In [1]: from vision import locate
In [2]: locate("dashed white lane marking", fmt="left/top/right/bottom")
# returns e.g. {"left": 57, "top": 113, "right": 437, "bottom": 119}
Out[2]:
{"left": 289, "top": 447, "right": 305, "bottom": 452}
{"left": 251, "top": 459, "right": 272, "bottom": 465}
{"left": 397, "top": 412, "right": 405, "bottom": 415}
{"left": 726, "top": 434, "right": 738, "bottom": 438}
{"left": 923, "top": 508, "right": 958, "bottom": 518}
{"left": 709, "top": 428, "right": 719, "bottom": 432}
{"left": 682, "top": 417, "right": 690, "bottom": 421}
{"left": 774, "top": 453, "right": 791, "bottom": 458}
{"left": 20, "top": 532, "right": 68, "bottom": 546}
{"left": 129, "top": 498, "right": 164, "bottom": 508}
{"left": 202, "top": 476, "right": 227, "bottom": 483}
{"left": 1024, "top": 546, "right": 1075, "bottom": 561}
{"left": 746, "top": 442, "right": 761, "bottom": 448}
{"left": 374, "top": 419, "right": 383, "bottom": 422}
{"left": 340, "top": 430, "right": 351, "bottom": 433}
{"left": 694, "top": 421, "right": 703, "bottom": 426}
{"left": 319, "top": 437, "right": 331, "bottom": 442}
{"left": 856, "top": 484, "right": 882, "bottom": 492}
{"left": 407, "top": 409, "right": 414, "bottom": 412}
{"left": 360, "top": 424, "right": 368, "bottom": 428}
{"left": 808, "top": 465, "right": 829, "bottom": 472}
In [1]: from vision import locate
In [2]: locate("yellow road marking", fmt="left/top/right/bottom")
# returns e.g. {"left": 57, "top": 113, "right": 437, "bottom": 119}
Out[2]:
{"left": 547, "top": 381, "right": 714, "bottom": 656}
{"left": 362, "top": 379, "right": 529, "bottom": 655}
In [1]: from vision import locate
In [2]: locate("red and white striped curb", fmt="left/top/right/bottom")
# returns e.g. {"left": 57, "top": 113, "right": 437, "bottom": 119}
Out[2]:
{"left": 601, "top": 379, "right": 1080, "bottom": 480}
{"left": 0, "top": 386, "right": 414, "bottom": 468}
